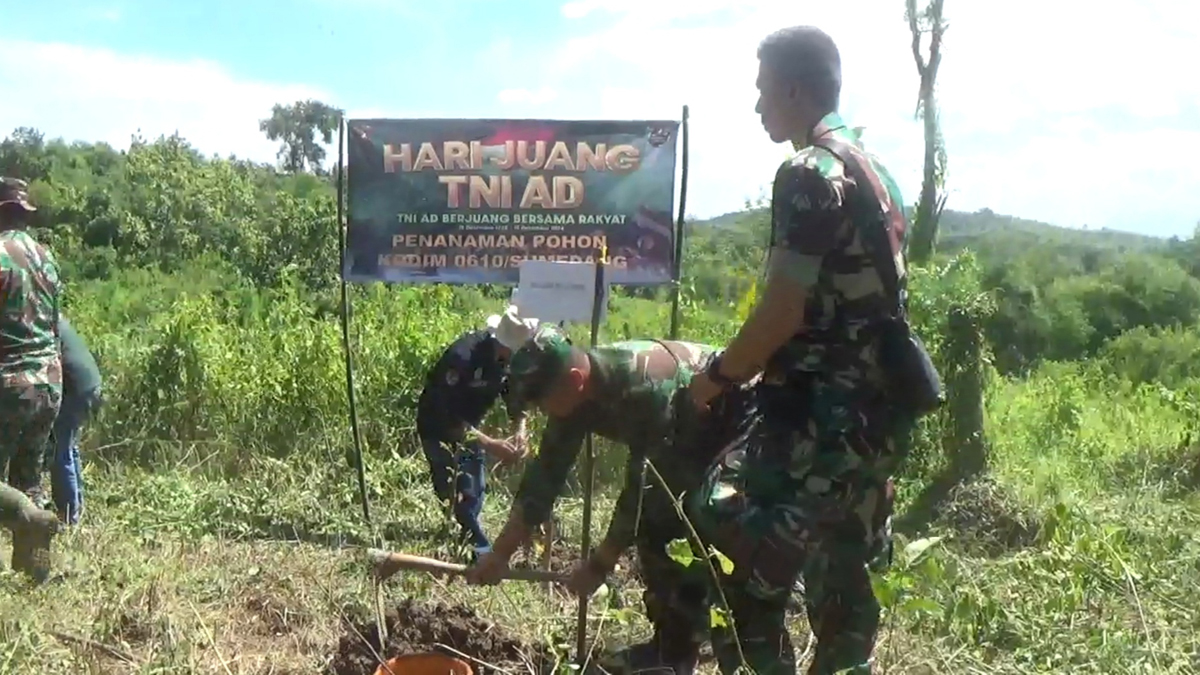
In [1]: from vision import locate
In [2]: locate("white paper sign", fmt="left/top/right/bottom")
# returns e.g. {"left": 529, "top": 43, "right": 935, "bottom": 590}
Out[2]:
{"left": 516, "top": 260, "right": 608, "bottom": 325}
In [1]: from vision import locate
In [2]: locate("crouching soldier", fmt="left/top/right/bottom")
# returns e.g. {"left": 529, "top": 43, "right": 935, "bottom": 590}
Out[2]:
{"left": 415, "top": 305, "right": 538, "bottom": 562}
{"left": 465, "top": 327, "right": 756, "bottom": 675}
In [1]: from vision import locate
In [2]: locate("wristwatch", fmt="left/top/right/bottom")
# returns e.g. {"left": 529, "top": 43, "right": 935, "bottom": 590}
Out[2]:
{"left": 706, "top": 354, "right": 738, "bottom": 388}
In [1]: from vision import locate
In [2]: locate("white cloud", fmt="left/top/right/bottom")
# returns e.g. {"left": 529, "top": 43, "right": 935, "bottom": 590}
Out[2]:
{"left": 0, "top": 40, "right": 329, "bottom": 164}
{"left": 3, "top": 1, "right": 1197, "bottom": 238}
{"left": 530, "top": 0, "right": 1200, "bottom": 237}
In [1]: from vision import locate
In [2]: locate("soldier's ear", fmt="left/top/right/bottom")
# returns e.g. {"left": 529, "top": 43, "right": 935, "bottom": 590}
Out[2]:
{"left": 565, "top": 368, "right": 586, "bottom": 391}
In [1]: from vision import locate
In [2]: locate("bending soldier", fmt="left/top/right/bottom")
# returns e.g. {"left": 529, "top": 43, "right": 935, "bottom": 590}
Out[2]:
{"left": 465, "top": 328, "right": 755, "bottom": 675}
{"left": 415, "top": 305, "right": 537, "bottom": 561}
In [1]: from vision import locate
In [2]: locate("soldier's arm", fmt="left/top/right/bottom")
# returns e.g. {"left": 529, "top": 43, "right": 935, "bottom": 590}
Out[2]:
{"left": 489, "top": 416, "right": 586, "bottom": 559}
{"left": 717, "top": 161, "right": 847, "bottom": 380}
{"left": 591, "top": 441, "right": 649, "bottom": 568}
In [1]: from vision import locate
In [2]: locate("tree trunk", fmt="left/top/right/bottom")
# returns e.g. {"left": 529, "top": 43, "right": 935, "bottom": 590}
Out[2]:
{"left": 910, "top": 83, "right": 941, "bottom": 264}
{"left": 905, "top": 0, "right": 947, "bottom": 265}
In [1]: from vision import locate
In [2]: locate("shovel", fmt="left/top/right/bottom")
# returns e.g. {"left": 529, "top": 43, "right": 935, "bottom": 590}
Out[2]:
{"left": 367, "top": 549, "right": 564, "bottom": 584}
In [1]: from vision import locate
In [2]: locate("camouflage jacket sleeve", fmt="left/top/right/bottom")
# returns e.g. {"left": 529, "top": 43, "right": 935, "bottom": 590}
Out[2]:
{"left": 767, "top": 155, "right": 850, "bottom": 292}
{"left": 512, "top": 414, "right": 587, "bottom": 528}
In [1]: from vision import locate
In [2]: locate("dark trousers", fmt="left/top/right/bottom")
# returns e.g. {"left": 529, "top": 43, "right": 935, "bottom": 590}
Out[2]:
{"left": 420, "top": 435, "right": 490, "bottom": 557}
{"left": 43, "top": 384, "right": 101, "bottom": 524}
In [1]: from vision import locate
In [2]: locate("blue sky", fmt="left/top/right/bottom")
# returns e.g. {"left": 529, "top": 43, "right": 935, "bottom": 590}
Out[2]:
{"left": 2, "top": 0, "right": 1198, "bottom": 238}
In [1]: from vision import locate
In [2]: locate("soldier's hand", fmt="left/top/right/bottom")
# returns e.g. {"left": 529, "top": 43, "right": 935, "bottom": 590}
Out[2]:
{"left": 464, "top": 551, "right": 509, "bottom": 586}
{"left": 513, "top": 425, "right": 530, "bottom": 456}
{"left": 564, "top": 558, "right": 609, "bottom": 597}
{"left": 688, "top": 371, "right": 723, "bottom": 410}
{"left": 512, "top": 431, "right": 531, "bottom": 461}
{"left": 488, "top": 439, "right": 523, "bottom": 466}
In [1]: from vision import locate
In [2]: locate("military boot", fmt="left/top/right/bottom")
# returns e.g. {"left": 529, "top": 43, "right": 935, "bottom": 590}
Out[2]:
{"left": 10, "top": 506, "right": 60, "bottom": 584}
{"left": 597, "top": 630, "right": 699, "bottom": 675}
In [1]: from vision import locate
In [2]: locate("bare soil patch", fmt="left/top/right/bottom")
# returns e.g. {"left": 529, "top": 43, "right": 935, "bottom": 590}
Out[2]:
{"left": 328, "top": 598, "right": 554, "bottom": 675}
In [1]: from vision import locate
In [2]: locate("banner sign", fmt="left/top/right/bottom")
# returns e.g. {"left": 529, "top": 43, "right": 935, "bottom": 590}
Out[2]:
{"left": 344, "top": 118, "right": 679, "bottom": 285}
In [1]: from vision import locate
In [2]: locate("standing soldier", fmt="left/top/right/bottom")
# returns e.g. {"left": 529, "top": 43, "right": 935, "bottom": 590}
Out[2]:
{"left": 416, "top": 305, "right": 538, "bottom": 562}
{"left": 465, "top": 328, "right": 757, "bottom": 675}
{"left": 686, "top": 26, "right": 940, "bottom": 675}
{"left": 44, "top": 314, "right": 102, "bottom": 525}
{"left": 0, "top": 177, "right": 64, "bottom": 582}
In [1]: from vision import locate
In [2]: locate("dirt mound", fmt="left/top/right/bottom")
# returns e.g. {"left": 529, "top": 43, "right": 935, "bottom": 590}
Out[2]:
{"left": 935, "top": 477, "right": 1041, "bottom": 556}
{"left": 328, "top": 599, "right": 553, "bottom": 675}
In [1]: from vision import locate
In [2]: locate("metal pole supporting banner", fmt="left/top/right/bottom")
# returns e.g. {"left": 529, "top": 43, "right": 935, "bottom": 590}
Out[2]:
{"left": 337, "top": 117, "right": 372, "bottom": 527}
{"left": 575, "top": 246, "right": 608, "bottom": 666}
{"left": 669, "top": 105, "right": 691, "bottom": 340}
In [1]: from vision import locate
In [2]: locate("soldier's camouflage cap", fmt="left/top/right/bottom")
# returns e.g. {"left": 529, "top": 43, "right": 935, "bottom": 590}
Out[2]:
{"left": 0, "top": 177, "right": 36, "bottom": 211}
{"left": 506, "top": 325, "right": 575, "bottom": 405}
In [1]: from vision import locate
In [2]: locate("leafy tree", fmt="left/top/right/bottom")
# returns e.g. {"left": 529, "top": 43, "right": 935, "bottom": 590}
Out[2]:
{"left": 258, "top": 100, "right": 343, "bottom": 174}
{"left": 0, "top": 103, "right": 1195, "bottom": 382}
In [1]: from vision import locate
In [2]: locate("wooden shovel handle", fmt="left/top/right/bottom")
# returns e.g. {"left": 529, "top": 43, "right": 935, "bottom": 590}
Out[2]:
{"left": 367, "top": 549, "right": 564, "bottom": 583}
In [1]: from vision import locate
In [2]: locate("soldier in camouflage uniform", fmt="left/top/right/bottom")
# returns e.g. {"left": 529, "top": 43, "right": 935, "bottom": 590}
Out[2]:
{"left": 685, "top": 27, "right": 917, "bottom": 674}
{"left": 465, "top": 327, "right": 756, "bottom": 675}
{"left": 0, "top": 177, "right": 64, "bottom": 583}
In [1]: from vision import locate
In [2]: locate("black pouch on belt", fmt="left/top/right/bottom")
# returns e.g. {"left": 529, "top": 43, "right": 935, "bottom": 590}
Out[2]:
{"left": 811, "top": 137, "right": 944, "bottom": 418}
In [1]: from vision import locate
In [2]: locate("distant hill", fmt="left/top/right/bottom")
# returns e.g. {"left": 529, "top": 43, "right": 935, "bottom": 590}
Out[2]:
{"left": 688, "top": 206, "right": 1171, "bottom": 257}
{"left": 937, "top": 208, "right": 1168, "bottom": 255}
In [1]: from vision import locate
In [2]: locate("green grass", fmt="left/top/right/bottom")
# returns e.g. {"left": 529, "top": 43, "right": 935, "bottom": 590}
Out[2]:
{"left": 0, "top": 258, "right": 1197, "bottom": 674}
{"left": 3, "top": 403, "right": 1196, "bottom": 673}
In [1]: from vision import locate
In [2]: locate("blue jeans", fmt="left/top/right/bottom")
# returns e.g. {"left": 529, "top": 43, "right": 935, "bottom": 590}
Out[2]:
{"left": 44, "top": 385, "right": 100, "bottom": 524}
{"left": 420, "top": 436, "right": 490, "bottom": 558}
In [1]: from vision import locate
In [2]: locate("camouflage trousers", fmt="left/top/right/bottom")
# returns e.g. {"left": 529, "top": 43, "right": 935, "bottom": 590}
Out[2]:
{"left": 0, "top": 385, "right": 61, "bottom": 507}
{"left": 690, "top": 379, "right": 909, "bottom": 675}
{"left": 597, "top": 507, "right": 710, "bottom": 675}
{"left": 639, "top": 510, "right": 711, "bottom": 648}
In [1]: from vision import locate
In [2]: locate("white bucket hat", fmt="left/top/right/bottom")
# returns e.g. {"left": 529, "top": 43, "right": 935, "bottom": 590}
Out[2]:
{"left": 486, "top": 304, "right": 540, "bottom": 350}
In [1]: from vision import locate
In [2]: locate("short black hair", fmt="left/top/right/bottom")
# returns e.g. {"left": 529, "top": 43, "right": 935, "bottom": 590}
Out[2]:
{"left": 757, "top": 26, "right": 842, "bottom": 113}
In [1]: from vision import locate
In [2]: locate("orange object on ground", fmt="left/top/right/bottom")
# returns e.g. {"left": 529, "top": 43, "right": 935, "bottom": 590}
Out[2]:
{"left": 372, "top": 652, "right": 474, "bottom": 675}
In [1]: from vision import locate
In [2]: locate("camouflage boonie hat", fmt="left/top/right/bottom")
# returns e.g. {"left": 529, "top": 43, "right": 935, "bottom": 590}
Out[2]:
{"left": 507, "top": 325, "right": 575, "bottom": 406}
{"left": 0, "top": 177, "right": 36, "bottom": 211}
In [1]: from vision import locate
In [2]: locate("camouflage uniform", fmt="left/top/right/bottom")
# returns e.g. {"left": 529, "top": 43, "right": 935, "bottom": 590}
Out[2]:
{"left": 506, "top": 329, "right": 756, "bottom": 674}
{"left": 0, "top": 177, "right": 63, "bottom": 581}
{"left": 690, "top": 114, "right": 914, "bottom": 675}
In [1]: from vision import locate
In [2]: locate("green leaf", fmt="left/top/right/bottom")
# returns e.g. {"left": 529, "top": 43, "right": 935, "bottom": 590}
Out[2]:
{"left": 900, "top": 597, "right": 941, "bottom": 615}
{"left": 902, "top": 536, "right": 944, "bottom": 565}
{"left": 869, "top": 573, "right": 897, "bottom": 607}
{"left": 666, "top": 538, "right": 696, "bottom": 567}
{"left": 709, "top": 606, "right": 729, "bottom": 628}
{"left": 709, "top": 547, "right": 735, "bottom": 575}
